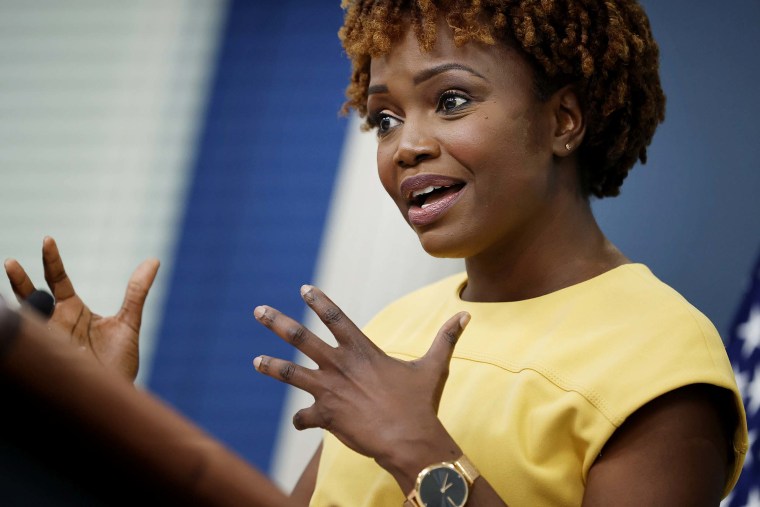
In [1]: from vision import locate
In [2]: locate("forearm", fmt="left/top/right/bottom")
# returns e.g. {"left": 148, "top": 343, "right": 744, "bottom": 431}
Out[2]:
{"left": 1, "top": 304, "right": 293, "bottom": 507}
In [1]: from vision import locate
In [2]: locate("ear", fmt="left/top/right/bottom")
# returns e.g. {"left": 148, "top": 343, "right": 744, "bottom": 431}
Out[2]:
{"left": 551, "top": 86, "right": 586, "bottom": 158}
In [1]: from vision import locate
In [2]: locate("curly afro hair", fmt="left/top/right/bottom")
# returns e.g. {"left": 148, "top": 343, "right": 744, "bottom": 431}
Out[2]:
{"left": 338, "top": 0, "right": 666, "bottom": 198}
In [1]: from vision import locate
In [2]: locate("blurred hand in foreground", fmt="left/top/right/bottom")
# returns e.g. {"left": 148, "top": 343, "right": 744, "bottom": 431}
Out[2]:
{"left": 4, "top": 236, "right": 159, "bottom": 381}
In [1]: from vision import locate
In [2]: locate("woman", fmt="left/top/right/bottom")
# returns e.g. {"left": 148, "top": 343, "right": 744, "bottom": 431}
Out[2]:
{"left": 6, "top": 1, "right": 748, "bottom": 505}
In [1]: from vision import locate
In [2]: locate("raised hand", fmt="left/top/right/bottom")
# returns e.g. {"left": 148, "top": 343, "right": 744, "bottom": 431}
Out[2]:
{"left": 252, "top": 284, "right": 470, "bottom": 491}
{"left": 4, "top": 236, "right": 159, "bottom": 381}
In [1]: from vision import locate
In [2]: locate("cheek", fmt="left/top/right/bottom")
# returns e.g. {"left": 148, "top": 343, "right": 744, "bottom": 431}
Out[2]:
{"left": 376, "top": 143, "right": 397, "bottom": 197}
{"left": 447, "top": 111, "right": 548, "bottom": 175}
{"left": 443, "top": 116, "right": 519, "bottom": 178}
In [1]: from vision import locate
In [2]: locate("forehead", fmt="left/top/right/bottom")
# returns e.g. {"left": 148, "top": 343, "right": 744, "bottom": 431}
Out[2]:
{"left": 368, "top": 24, "right": 528, "bottom": 87}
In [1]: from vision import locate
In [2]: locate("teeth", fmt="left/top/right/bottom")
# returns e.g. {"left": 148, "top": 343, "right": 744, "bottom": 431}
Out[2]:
{"left": 412, "top": 185, "right": 445, "bottom": 198}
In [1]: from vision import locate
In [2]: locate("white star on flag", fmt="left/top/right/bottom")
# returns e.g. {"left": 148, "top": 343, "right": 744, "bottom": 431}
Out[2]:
{"left": 740, "top": 306, "right": 760, "bottom": 358}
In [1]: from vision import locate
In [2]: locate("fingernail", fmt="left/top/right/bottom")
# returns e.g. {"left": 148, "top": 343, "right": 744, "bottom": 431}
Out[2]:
{"left": 253, "top": 306, "right": 266, "bottom": 319}
{"left": 459, "top": 312, "right": 471, "bottom": 328}
{"left": 300, "top": 284, "right": 313, "bottom": 297}
{"left": 253, "top": 356, "right": 262, "bottom": 370}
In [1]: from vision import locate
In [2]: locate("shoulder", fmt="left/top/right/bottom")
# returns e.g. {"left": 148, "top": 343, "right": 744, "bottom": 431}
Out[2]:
{"left": 543, "top": 264, "right": 738, "bottom": 424}
{"left": 572, "top": 263, "right": 719, "bottom": 338}
{"left": 563, "top": 264, "right": 747, "bottom": 498}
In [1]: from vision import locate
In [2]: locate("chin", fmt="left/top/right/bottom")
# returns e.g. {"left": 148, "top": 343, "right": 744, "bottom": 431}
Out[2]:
{"left": 415, "top": 232, "right": 472, "bottom": 259}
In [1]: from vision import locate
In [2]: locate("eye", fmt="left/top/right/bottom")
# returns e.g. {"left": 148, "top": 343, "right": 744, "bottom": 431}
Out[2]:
{"left": 437, "top": 91, "right": 469, "bottom": 113}
{"left": 373, "top": 113, "right": 402, "bottom": 136}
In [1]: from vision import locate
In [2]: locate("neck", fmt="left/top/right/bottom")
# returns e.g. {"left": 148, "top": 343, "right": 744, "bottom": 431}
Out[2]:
{"left": 461, "top": 193, "right": 629, "bottom": 302}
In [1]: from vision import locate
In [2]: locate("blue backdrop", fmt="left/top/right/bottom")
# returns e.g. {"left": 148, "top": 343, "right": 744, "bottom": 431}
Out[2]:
{"left": 149, "top": 1, "right": 348, "bottom": 471}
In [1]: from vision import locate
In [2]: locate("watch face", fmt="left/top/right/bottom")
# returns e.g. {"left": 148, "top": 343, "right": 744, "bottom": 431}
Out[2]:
{"left": 418, "top": 464, "right": 468, "bottom": 507}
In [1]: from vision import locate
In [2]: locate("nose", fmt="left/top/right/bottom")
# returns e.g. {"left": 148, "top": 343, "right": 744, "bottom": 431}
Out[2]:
{"left": 392, "top": 120, "right": 440, "bottom": 168}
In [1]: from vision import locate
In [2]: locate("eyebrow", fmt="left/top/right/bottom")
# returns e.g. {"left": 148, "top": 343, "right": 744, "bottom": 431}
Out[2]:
{"left": 367, "top": 62, "right": 486, "bottom": 95}
{"left": 413, "top": 63, "right": 486, "bottom": 84}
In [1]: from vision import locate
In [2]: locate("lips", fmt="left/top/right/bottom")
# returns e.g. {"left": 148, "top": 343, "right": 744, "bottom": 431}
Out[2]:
{"left": 400, "top": 174, "right": 466, "bottom": 227}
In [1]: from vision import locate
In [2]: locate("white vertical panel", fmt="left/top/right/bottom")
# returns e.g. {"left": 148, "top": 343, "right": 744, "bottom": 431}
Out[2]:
{"left": 0, "top": 0, "right": 227, "bottom": 385}
{"left": 270, "top": 115, "right": 464, "bottom": 491}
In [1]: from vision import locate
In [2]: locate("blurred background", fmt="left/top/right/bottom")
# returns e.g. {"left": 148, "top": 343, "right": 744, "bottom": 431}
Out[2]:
{"left": 1, "top": 0, "right": 758, "bottom": 496}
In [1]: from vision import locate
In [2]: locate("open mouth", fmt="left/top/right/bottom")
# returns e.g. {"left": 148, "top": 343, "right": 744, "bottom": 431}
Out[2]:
{"left": 411, "top": 183, "right": 466, "bottom": 208}
{"left": 406, "top": 182, "right": 466, "bottom": 227}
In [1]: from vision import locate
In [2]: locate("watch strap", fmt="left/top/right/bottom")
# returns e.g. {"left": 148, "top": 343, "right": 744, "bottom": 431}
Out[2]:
{"left": 453, "top": 454, "right": 480, "bottom": 485}
{"left": 403, "top": 491, "right": 422, "bottom": 507}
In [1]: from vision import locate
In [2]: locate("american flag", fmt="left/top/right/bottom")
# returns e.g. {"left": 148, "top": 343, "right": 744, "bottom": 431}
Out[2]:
{"left": 723, "top": 250, "right": 760, "bottom": 507}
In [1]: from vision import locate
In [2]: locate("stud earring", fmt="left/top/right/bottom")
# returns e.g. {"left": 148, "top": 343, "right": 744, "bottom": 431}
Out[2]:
{"left": 565, "top": 142, "right": 573, "bottom": 151}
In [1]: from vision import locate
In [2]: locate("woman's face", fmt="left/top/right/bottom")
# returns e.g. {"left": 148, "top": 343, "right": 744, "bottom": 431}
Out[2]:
{"left": 368, "top": 24, "right": 564, "bottom": 260}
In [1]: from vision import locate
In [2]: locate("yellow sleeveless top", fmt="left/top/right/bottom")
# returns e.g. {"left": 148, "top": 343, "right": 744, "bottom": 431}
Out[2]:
{"left": 310, "top": 264, "right": 748, "bottom": 506}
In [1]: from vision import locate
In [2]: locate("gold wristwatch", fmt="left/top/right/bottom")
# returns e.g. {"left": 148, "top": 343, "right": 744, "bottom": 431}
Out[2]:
{"left": 404, "top": 455, "right": 480, "bottom": 507}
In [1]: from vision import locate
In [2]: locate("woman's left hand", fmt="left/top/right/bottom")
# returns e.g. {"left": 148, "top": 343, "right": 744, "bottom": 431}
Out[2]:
{"left": 252, "top": 284, "right": 470, "bottom": 489}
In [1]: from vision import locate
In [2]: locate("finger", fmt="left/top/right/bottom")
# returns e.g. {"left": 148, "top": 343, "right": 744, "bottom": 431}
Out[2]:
{"left": 253, "top": 355, "right": 319, "bottom": 394}
{"left": 41, "top": 236, "right": 76, "bottom": 301}
{"left": 253, "top": 305, "right": 333, "bottom": 366}
{"left": 422, "top": 311, "right": 471, "bottom": 370}
{"left": 300, "top": 285, "right": 365, "bottom": 348}
{"left": 4, "top": 258, "right": 36, "bottom": 301}
{"left": 116, "top": 258, "right": 160, "bottom": 333}
{"left": 292, "top": 405, "right": 326, "bottom": 431}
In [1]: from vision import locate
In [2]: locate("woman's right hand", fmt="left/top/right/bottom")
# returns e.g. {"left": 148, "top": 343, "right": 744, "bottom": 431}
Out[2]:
{"left": 4, "top": 236, "right": 159, "bottom": 381}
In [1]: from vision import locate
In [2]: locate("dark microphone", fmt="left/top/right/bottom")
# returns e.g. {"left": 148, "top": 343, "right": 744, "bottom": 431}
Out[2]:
{"left": 25, "top": 290, "right": 55, "bottom": 319}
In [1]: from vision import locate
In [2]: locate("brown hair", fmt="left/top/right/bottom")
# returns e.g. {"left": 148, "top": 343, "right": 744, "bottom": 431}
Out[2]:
{"left": 338, "top": 0, "right": 666, "bottom": 198}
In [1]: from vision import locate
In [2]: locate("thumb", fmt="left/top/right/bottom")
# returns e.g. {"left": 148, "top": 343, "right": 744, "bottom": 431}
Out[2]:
{"left": 117, "top": 258, "right": 160, "bottom": 330}
{"left": 422, "top": 311, "right": 471, "bottom": 371}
